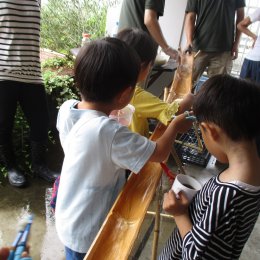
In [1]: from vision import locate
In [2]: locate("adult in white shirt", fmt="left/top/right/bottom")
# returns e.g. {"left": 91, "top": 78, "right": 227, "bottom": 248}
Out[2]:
{"left": 238, "top": 8, "right": 260, "bottom": 83}
{"left": 238, "top": 8, "right": 260, "bottom": 157}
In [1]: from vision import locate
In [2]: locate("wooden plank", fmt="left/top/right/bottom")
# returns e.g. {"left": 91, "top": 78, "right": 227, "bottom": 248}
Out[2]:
{"left": 85, "top": 53, "right": 193, "bottom": 260}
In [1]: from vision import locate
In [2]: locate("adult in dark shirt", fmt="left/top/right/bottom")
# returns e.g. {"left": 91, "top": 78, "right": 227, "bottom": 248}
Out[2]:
{"left": 118, "top": 0, "right": 178, "bottom": 60}
{"left": 185, "top": 0, "right": 245, "bottom": 87}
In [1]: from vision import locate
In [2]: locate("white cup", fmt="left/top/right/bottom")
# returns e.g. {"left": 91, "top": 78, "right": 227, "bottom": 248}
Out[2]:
{"left": 171, "top": 174, "right": 202, "bottom": 202}
{"left": 109, "top": 104, "right": 135, "bottom": 126}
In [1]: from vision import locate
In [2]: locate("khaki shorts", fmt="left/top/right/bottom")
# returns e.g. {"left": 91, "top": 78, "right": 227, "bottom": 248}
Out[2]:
{"left": 192, "top": 51, "right": 233, "bottom": 86}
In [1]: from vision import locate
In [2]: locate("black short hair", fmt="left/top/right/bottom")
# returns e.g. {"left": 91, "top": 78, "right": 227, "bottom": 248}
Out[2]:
{"left": 74, "top": 37, "right": 140, "bottom": 103}
{"left": 116, "top": 28, "right": 158, "bottom": 66}
{"left": 193, "top": 74, "right": 260, "bottom": 141}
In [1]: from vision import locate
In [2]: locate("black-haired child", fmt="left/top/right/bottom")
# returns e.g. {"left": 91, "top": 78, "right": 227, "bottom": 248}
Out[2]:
{"left": 55, "top": 37, "right": 193, "bottom": 259}
{"left": 117, "top": 28, "right": 194, "bottom": 137}
{"left": 160, "top": 74, "right": 260, "bottom": 259}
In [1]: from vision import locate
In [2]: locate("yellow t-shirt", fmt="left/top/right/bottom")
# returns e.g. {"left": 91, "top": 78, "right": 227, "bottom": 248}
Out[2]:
{"left": 129, "top": 85, "right": 180, "bottom": 137}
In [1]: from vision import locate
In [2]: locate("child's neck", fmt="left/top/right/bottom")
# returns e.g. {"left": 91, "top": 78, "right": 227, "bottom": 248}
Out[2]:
{"left": 77, "top": 100, "right": 114, "bottom": 116}
{"left": 220, "top": 140, "right": 260, "bottom": 186}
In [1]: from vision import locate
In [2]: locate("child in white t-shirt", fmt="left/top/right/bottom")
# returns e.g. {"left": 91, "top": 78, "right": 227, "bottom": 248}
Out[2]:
{"left": 55, "top": 37, "right": 193, "bottom": 259}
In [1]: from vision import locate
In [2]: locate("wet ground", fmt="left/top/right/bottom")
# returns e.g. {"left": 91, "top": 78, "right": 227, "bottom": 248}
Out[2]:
{"left": 0, "top": 137, "right": 65, "bottom": 260}
{"left": 0, "top": 177, "right": 65, "bottom": 260}
{"left": 0, "top": 151, "right": 259, "bottom": 259}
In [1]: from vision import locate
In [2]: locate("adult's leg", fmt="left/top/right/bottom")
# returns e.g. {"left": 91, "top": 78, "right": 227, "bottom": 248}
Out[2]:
{"left": 19, "top": 83, "right": 49, "bottom": 142}
{"left": 192, "top": 51, "right": 210, "bottom": 92}
{"left": 207, "top": 51, "right": 233, "bottom": 77}
{"left": 0, "top": 81, "right": 26, "bottom": 187}
{"left": 19, "top": 83, "right": 59, "bottom": 182}
{"left": 0, "top": 81, "right": 19, "bottom": 143}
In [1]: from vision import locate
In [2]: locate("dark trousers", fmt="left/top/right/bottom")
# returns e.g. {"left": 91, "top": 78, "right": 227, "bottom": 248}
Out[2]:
{"left": 0, "top": 80, "right": 49, "bottom": 145}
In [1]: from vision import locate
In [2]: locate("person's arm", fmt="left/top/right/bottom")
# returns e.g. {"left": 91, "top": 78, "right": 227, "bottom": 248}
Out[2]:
{"left": 184, "top": 12, "right": 196, "bottom": 51}
{"left": 163, "top": 190, "right": 193, "bottom": 238}
{"left": 237, "top": 16, "right": 257, "bottom": 47}
{"left": 149, "top": 113, "right": 193, "bottom": 162}
{"left": 144, "top": 9, "right": 178, "bottom": 59}
{"left": 232, "top": 7, "right": 245, "bottom": 59}
{"left": 175, "top": 93, "right": 194, "bottom": 115}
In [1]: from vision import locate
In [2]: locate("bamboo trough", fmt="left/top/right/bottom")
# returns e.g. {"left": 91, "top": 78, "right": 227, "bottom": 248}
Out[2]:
{"left": 84, "top": 53, "right": 194, "bottom": 260}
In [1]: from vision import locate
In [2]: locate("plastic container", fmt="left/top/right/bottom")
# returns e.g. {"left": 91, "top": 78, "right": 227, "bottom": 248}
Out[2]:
{"left": 81, "top": 33, "right": 91, "bottom": 46}
{"left": 174, "top": 128, "right": 211, "bottom": 167}
{"left": 109, "top": 104, "right": 135, "bottom": 126}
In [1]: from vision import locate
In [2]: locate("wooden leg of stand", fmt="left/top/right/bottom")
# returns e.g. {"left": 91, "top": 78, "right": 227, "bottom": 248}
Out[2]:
{"left": 171, "top": 147, "right": 186, "bottom": 175}
{"left": 151, "top": 181, "right": 161, "bottom": 260}
{"left": 163, "top": 87, "right": 170, "bottom": 102}
{"left": 193, "top": 123, "right": 203, "bottom": 152}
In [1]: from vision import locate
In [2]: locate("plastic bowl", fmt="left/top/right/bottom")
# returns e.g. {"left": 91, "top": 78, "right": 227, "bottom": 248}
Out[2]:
{"left": 109, "top": 104, "right": 135, "bottom": 126}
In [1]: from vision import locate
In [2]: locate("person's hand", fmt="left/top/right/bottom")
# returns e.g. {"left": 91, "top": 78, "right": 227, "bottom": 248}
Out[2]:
{"left": 171, "top": 112, "right": 194, "bottom": 134}
{"left": 163, "top": 46, "right": 179, "bottom": 60}
{"left": 0, "top": 247, "right": 10, "bottom": 260}
{"left": 183, "top": 44, "right": 193, "bottom": 55}
{"left": 231, "top": 43, "right": 239, "bottom": 60}
{"left": 177, "top": 93, "right": 195, "bottom": 114}
{"left": 251, "top": 35, "right": 257, "bottom": 48}
{"left": 0, "top": 246, "right": 32, "bottom": 260}
{"left": 163, "top": 190, "right": 190, "bottom": 216}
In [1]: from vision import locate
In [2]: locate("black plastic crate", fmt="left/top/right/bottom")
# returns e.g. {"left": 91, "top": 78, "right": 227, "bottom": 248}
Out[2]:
{"left": 174, "top": 127, "right": 211, "bottom": 167}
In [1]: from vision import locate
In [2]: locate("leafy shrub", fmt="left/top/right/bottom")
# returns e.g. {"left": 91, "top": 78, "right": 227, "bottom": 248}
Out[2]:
{"left": 42, "top": 56, "right": 74, "bottom": 70}
{"left": 43, "top": 70, "right": 79, "bottom": 108}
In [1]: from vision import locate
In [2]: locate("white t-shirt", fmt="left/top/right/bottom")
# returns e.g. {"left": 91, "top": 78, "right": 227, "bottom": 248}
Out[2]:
{"left": 55, "top": 100, "right": 156, "bottom": 253}
{"left": 246, "top": 8, "right": 260, "bottom": 61}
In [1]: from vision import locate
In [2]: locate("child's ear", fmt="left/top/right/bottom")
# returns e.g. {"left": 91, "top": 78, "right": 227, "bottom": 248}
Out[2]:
{"left": 200, "top": 122, "right": 220, "bottom": 141}
{"left": 138, "top": 62, "right": 152, "bottom": 82}
{"left": 117, "top": 86, "right": 134, "bottom": 105}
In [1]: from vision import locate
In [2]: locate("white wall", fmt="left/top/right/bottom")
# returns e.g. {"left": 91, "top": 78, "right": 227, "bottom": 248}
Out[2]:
{"left": 159, "top": 0, "right": 187, "bottom": 49}
{"left": 105, "top": 3, "right": 122, "bottom": 36}
{"left": 43, "top": 1, "right": 187, "bottom": 45}
{"left": 106, "top": 0, "right": 187, "bottom": 48}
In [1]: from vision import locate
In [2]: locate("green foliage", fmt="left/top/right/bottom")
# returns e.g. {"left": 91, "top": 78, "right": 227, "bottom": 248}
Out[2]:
{"left": 42, "top": 56, "right": 74, "bottom": 69}
{"left": 43, "top": 70, "right": 79, "bottom": 107}
{"left": 13, "top": 107, "right": 31, "bottom": 172}
{"left": 40, "top": 0, "right": 114, "bottom": 54}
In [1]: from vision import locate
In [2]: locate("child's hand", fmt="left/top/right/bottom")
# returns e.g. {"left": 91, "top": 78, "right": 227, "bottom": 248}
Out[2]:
{"left": 163, "top": 190, "right": 189, "bottom": 216}
{"left": 177, "top": 93, "right": 194, "bottom": 114}
{"left": 171, "top": 112, "right": 193, "bottom": 134}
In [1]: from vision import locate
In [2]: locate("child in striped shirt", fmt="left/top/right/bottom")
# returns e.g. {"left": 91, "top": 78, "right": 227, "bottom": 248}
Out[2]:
{"left": 159, "top": 74, "right": 260, "bottom": 259}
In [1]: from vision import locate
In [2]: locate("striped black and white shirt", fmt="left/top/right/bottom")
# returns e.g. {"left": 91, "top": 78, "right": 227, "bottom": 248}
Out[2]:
{"left": 159, "top": 175, "right": 260, "bottom": 260}
{"left": 0, "top": 0, "right": 42, "bottom": 84}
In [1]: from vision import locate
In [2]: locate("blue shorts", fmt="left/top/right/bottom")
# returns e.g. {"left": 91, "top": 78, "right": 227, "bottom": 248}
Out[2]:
{"left": 65, "top": 247, "right": 86, "bottom": 260}
{"left": 240, "top": 58, "right": 260, "bottom": 83}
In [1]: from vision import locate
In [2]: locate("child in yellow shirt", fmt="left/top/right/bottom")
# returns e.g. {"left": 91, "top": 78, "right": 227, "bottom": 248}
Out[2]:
{"left": 117, "top": 28, "right": 194, "bottom": 137}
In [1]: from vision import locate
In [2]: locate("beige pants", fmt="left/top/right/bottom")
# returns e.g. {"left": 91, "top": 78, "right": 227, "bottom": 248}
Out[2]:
{"left": 192, "top": 51, "right": 233, "bottom": 87}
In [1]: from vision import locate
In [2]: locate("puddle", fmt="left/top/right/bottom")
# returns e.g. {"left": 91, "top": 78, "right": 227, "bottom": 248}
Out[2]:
{"left": 0, "top": 176, "right": 65, "bottom": 260}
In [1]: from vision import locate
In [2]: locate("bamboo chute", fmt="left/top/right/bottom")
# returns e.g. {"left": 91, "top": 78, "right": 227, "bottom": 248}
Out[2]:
{"left": 84, "top": 53, "right": 194, "bottom": 260}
